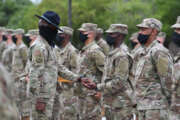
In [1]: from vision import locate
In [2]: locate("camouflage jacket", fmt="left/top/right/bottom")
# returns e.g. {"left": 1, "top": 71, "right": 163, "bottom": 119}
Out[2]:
{"left": 134, "top": 40, "right": 174, "bottom": 110}
{"left": 28, "top": 36, "right": 58, "bottom": 99}
{"left": 96, "top": 38, "right": 110, "bottom": 56}
{"left": 29, "top": 36, "right": 79, "bottom": 99}
{"left": 170, "top": 52, "right": 180, "bottom": 113}
{"left": 12, "top": 43, "right": 28, "bottom": 78}
{"left": 54, "top": 43, "right": 80, "bottom": 96}
{"left": 80, "top": 41, "right": 105, "bottom": 83}
{"left": 0, "top": 41, "right": 7, "bottom": 62}
{"left": 97, "top": 43, "right": 134, "bottom": 108}
{"left": 78, "top": 41, "right": 105, "bottom": 97}
{"left": 130, "top": 45, "right": 142, "bottom": 59}
{"left": 129, "top": 46, "right": 144, "bottom": 89}
{"left": 169, "top": 41, "right": 180, "bottom": 59}
{"left": 0, "top": 63, "right": 19, "bottom": 120}
{"left": 2, "top": 43, "right": 16, "bottom": 72}
{"left": 54, "top": 42, "right": 79, "bottom": 73}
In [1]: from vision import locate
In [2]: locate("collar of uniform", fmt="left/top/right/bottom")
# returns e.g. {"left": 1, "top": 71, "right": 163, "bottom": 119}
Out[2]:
{"left": 96, "top": 38, "right": 104, "bottom": 44}
{"left": 30, "top": 35, "right": 50, "bottom": 49}
{"left": 82, "top": 41, "right": 96, "bottom": 51}
{"left": 9, "top": 43, "right": 16, "bottom": 49}
{"left": 58, "top": 42, "right": 71, "bottom": 53}
{"left": 143, "top": 40, "right": 158, "bottom": 53}
{"left": 108, "top": 43, "right": 127, "bottom": 56}
{"left": 16, "top": 42, "right": 25, "bottom": 49}
{"left": 39, "top": 35, "right": 51, "bottom": 47}
{"left": 131, "top": 45, "right": 140, "bottom": 53}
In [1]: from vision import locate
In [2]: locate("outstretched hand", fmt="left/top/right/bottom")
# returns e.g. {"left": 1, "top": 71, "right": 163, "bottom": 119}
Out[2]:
{"left": 81, "top": 78, "right": 97, "bottom": 90}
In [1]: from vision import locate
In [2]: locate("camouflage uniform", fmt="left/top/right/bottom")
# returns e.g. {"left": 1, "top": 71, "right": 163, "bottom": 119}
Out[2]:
{"left": 135, "top": 18, "right": 173, "bottom": 120}
{"left": 129, "top": 46, "right": 143, "bottom": 88}
{"left": 2, "top": 43, "right": 15, "bottom": 72}
{"left": 169, "top": 16, "right": 180, "bottom": 120}
{"left": 78, "top": 23, "right": 106, "bottom": 120}
{"left": 0, "top": 63, "right": 19, "bottom": 120}
{"left": 0, "top": 40, "right": 7, "bottom": 62}
{"left": 52, "top": 26, "right": 80, "bottom": 120}
{"left": 96, "top": 28, "right": 110, "bottom": 56}
{"left": 97, "top": 24, "right": 134, "bottom": 120}
{"left": 0, "top": 27, "right": 7, "bottom": 62}
{"left": 129, "top": 32, "right": 143, "bottom": 117}
{"left": 11, "top": 29, "right": 29, "bottom": 118}
{"left": 28, "top": 35, "right": 58, "bottom": 120}
{"left": 29, "top": 35, "right": 79, "bottom": 120}
{"left": 170, "top": 55, "right": 180, "bottom": 120}
{"left": 1, "top": 29, "right": 15, "bottom": 72}
{"left": 20, "top": 29, "right": 39, "bottom": 119}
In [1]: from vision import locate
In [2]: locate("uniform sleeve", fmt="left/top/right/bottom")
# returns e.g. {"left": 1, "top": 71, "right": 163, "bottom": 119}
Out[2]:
{"left": 101, "top": 41, "right": 110, "bottom": 56}
{"left": 57, "top": 63, "right": 79, "bottom": 82}
{"left": 20, "top": 47, "right": 28, "bottom": 68}
{"left": 170, "top": 62, "right": 180, "bottom": 110}
{"left": 2, "top": 49, "right": 8, "bottom": 65}
{"left": 97, "top": 56, "right": 131, "bottom": 92}
{"left": 92, "top": 50, "right": 105, "bottom": 73}
{"left": 69, "top": 50, "right": 79, "bottom": 73}
{"left": 153, "top": 50, "right": 174, "bottom": 100}
{"left": 55, "top": 48, "right": 79, "bottom": 82}
{"left": 29, "top": 46, "right": 46, "bottom": 96}
{"left": 2, "top": 49, "right": 13, "bottom": 72}
{"left": 0, "top": 42, "right": 7, "bottom": 60}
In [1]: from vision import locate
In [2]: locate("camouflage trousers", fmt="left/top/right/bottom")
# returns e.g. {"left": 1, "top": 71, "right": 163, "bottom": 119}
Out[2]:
{"left": 0, "top": 103, "right": 19, "bottom": 120}
{"left": 52, "top": 84, "right": 80, "bottom": 120}
{"left": 15, "top": 75, "right": 31, "bottom": 118}
{"left": 59, "top": 92, "right": 79, "bottom": 120}
{"left": 138, "top": 109, "right": 169, "bottom": 120}
{"left": 104, "top": 106, "right": 134, "bottom": 120}
{"left": 52, "top": 90, "right": 61, "bottom": 120}
{"left": 79, "top": 97, "right": 101, "bottom": 120}
{"left": 31, "top": 97, "right": 55, "bottom": 120}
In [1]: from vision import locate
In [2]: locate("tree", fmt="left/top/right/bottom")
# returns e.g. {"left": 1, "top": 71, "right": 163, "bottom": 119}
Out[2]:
{"left": 155, "top": 0, "right": 180, "bottom": 47}
{"left": 7, "top": 0, "right": 180, "bottom": 47}
{"left": 0, "top": 0, "right": 32, "bottom": 27}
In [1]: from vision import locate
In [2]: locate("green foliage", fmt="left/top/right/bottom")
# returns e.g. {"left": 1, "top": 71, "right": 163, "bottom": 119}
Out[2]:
{"left": 154, "top": 0, "right": 180, "bottom": 46}
{"left": 2, "top": 0, "right": 180, "bottom": 47}
{"left": 0, "top": 0, "right": 32, "bottom": 26}
{"left": 0, "top": 0, "right": 18, "bottom": 26}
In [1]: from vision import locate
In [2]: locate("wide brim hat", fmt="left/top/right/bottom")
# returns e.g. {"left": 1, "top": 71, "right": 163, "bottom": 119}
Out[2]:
{"left": 171, "top": 16, "right": 180, "bottom": 28}
{"left": 35, "top": 11, "right": 63, "bottom": 31}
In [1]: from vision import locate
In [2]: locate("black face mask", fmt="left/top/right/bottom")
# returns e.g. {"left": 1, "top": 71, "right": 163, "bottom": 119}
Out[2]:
{"left": 106, "top": 35, "right": 116, "bottom": 46}
{"left": 55, "top": 35, "right": 65, "bottom": 48}
{"left": 39, "top": 25, "right": 57, "bottom": 47}
{"left": 172, "top": 32, "right": 180, "bottom": 47}
{"left": 137, "top": 34, "right": 150, "bottom": 45}
{"left": 12, "top": 35, "right": 18, "bottom": 44}
{"left": 23, "top": 36, "right": 32, "bottom": 47}
{"left": 131, "top": 41, "right": 138, "bottom": 49}
{"left": 2, "top": 35, "right": 7, "bottom": 42}
{"left": 79, "top": 32, "right": 88, "bottom": 43}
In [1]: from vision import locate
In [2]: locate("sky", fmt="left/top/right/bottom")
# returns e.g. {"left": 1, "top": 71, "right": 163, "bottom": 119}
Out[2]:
{"left": 30, "top": 0, "right": 42, "bottom": 4}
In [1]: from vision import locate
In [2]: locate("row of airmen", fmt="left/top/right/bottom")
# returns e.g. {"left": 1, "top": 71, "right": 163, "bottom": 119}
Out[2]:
{"left": 0, "top": 10, "right": 180, "bottom": 120}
